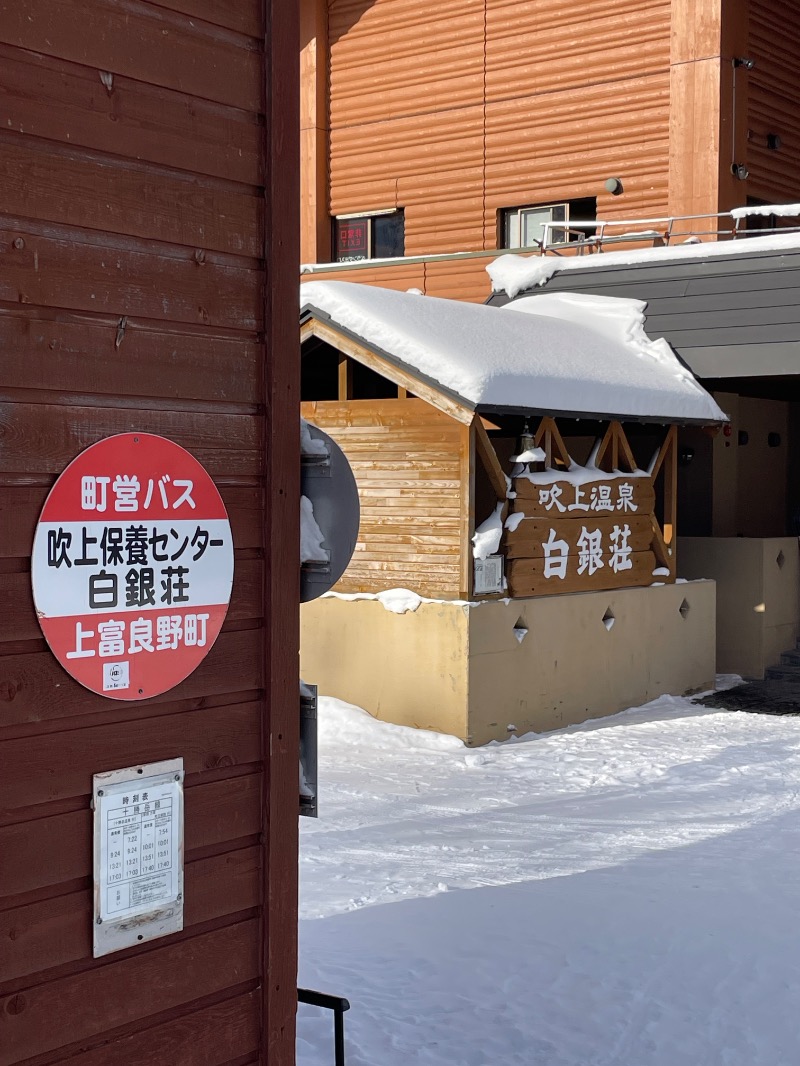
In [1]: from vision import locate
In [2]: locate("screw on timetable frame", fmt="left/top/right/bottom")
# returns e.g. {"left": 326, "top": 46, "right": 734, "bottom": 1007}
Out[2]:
{"left": 97, "top": 790, "right": 104, "bottom": 796}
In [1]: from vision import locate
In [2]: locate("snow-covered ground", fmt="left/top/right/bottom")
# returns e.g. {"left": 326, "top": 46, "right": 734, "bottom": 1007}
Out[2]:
{"left": 298, "top": 684, "right": 800, "bottom": 1066}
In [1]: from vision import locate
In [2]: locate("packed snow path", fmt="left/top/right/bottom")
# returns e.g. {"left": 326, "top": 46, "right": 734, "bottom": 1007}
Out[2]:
{"left": 298, "top": 685, "right": 800, "bottom": 1065}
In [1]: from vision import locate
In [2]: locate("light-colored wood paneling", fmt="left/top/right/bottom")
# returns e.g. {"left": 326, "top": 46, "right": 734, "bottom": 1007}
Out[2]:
{"left": 301, "top": 398, "right": 465, "bottom": 596}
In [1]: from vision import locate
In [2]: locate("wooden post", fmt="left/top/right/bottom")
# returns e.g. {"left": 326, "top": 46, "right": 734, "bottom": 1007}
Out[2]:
{"left": 460, "top": 422, "right": 476, "bottom": 599}
{"left": 473, "top": 416, "right": 509, "bottom": 502}
{"left": 338, "top": 354, "right": 353, "bottom": 400}
{"left": 301, "top": 0, "right": 330, "bottom": 263}
{"left": 263, "top": 0, "right": 300, "bottom": 1059}
{"left": 649, "top": 426, "right": 678, "bottom": 578}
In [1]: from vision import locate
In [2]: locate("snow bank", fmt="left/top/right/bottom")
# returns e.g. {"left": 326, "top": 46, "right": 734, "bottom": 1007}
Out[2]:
{"left": 297, "top": 677, "right": 800, "bottom": 1066}
{"left": 301, "top": 280, "right": 726, "bottom": 424}
{"left": 317, "top": 695, "right": 464, "bottom": 753}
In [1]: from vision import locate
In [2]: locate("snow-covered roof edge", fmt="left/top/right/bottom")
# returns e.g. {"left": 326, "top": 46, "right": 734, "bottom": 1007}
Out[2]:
{"left": 302, "top": 301, "right": 724, "bottom": 425}
{"left": 487, "top": 231, "right": 800, "bottom": 300}
{"left": 301, "top": 283, "right": 726, "bottom": 426}
{"left": 301, "top": 300, "right": 478, "bottom": 418}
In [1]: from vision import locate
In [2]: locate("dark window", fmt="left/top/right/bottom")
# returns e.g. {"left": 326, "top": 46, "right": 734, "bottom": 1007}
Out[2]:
{"left": 500, "top": 198, "right": 596, "bottom": 249}
{"left": 352, "top": 361, "right": 397, "bottom": 399}
{"left": 301, "top": 340, "right": 339, "bottom": 401}
{"left": 741, "top": 197, "right": 782, "bottom": 234}
{"left": 333, "top": 210, "right": 405, "bottom": 262}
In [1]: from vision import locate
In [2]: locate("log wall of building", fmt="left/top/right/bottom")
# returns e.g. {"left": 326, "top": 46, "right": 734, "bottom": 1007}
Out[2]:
{"left": 328, "top": 0, "right": 671, "bottom": 249}
{"left": 301, "top": 399, "right": 467, "bottom": 596}
{"left": 303, "top": 0, "right": 800, "bottom": 302}
{"left": 0, "top": 2, "right": 299, "bottom": 1063}
{"left": 748, "top": 0, "right": 800, "bottom": 204}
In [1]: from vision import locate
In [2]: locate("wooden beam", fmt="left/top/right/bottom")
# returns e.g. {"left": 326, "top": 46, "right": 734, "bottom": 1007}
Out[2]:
{"left": 264, "top": 0, "right": 300, "bottom": 1055}
{"left": 460, "top": 421, "right": 476, "bottom": 599}
{"left": 338, "top": 354, "right": 352, "bottom": 400}
{"left": 533, "top": 416, "right": 571, "bottom": 469}
{"left": 650, "top": 517, "right": 673, "bottom": 575}
{"left": 662, "top": 427, "right": 678, "bottom": 550}
{"left": 648, "top": 424, "right": 677, "bottom": 481}
{"left": 594, "top": 423, "right": 616, "bottom": 472}
{"left": 473, "top": 416, "right": 508, "bottom": 502}
{"left": 615, "top": 422, "right": 639, "bottom": 472}
{"left": 303, "top": 319, "right": 475, "bottom": 425}
{"left": 300, "top": 0, "right": 330, "bottom": 263}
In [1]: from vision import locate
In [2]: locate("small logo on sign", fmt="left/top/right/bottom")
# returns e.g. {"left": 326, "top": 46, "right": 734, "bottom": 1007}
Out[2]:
{"left": 103, "top": 661, "right": 130, "bottom": 691}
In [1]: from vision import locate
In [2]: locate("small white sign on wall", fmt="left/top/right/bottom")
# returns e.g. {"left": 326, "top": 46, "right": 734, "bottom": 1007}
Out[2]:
{"left": 93, "top": 758, "right": 184, "bottom": 957}
{"left": 474, "top": 554, "right": 504, "bottom": 595}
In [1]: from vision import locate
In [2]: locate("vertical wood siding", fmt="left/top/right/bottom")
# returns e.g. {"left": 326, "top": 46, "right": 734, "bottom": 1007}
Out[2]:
{"left": 0, "top": 2, "right": 298, "bottom": 1063}
{"left": 327, "top": 0, "right": 671, "bottom": 301}
{"left": 301, "top": 399, "right": 466, "bottom": 596}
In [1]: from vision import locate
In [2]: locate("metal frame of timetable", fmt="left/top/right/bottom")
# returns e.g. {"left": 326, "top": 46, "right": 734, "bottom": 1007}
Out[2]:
{"left": 92, "top": 758, "right": 185, "bottom": 957}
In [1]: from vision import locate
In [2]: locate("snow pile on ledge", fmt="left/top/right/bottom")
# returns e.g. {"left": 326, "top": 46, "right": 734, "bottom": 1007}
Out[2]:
{"left": 301, "top": 417, "right": 328, "bottom": 456}
{"left": 487, "top": 230, "right": 800, "bottom": 299}
{"left": 300, "top": 496, "right": 328, "bottom": 563}
{"left": 730, "top": 203, "right": 800, "bottom": 220}
{"left": 472, "top": 503, "right": 504, "bottom": 559}
{"left": 323, "top": 587, "right": 481, "bottom": 614}
{"left": 301, "top": 280, "right": 726, "bottom": 424}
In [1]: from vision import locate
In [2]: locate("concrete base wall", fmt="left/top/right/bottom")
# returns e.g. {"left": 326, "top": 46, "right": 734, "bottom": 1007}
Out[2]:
{"left": 301, "top": 581, "right": 716, "bottom": 745}
{"left": 300, "top": 598, "right": 470, "bottom": 739}
{"left": 679, "top": 537, "right": 799, "bottom": 679}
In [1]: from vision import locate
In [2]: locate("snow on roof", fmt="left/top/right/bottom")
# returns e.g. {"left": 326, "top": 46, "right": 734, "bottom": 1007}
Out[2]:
{"left": 301, "top": 280, "right": 726, "bottom": 425}
{"left": 487, "top": 231, "right": 800, "bottom": 299}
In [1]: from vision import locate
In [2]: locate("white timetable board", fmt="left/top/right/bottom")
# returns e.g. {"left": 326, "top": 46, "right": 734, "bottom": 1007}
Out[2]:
{"left": 93, "top": 758, "right": 184, "bottom": 957}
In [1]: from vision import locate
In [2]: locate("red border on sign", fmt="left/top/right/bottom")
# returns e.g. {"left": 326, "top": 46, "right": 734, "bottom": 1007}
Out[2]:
{"left": 32, "top": 434, "right": 234, "bottom": 701}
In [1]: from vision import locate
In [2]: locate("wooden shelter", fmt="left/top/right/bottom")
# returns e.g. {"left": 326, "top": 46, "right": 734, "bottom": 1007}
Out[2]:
{"left": 300, "top": 282, "right": 724, "bottom": 602}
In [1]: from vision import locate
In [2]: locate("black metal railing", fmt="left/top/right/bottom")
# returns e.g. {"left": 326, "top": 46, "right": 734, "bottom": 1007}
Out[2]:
{"left": 298, "top": 987, "right": 351, "bottom": 1066}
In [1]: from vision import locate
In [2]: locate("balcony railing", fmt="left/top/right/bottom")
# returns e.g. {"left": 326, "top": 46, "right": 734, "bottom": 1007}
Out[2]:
{"left": 301, "top": 203, "right": 800, "bottom": 275}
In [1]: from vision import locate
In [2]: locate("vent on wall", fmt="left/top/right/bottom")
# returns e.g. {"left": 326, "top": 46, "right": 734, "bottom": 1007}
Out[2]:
{"left": 601, "top": 607, "right": 615, "bottom": 631}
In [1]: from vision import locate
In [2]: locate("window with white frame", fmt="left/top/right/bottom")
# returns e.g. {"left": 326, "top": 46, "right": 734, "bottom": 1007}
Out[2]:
{"left": 333, "top": 209, "right": 405, "bottom": 262}
{"left": 501, "top": 198, "right": 596, "bottom": 249}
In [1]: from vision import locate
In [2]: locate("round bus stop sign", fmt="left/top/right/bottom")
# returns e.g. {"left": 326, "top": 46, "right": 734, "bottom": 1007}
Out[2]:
{"left": 31, "top": 433, "right": 234, "bottom": 701}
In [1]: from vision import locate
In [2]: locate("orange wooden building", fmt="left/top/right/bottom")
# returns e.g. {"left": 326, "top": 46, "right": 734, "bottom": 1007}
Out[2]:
{"left": 300, "top": 0, "right": 800, "bottom": 301}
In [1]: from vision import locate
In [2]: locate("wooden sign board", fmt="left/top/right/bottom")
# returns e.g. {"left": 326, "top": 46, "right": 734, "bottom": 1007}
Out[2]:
{"left": 508, "top": 551, "right": 657, "bottom": 597}
{"left": 504, "top": 471, "right": 664, "bottom": 598}
{"left": 510, "top": 475, "right": 655, "bottom": 518}
{"left": 505, "top": 514, "right": 653, "bottom": 559}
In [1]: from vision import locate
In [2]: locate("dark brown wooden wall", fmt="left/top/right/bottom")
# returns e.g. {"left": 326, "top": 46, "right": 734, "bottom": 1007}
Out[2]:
{"left": 0, "top": 2, "right": 299, "bottom": 1064}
